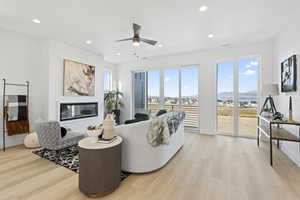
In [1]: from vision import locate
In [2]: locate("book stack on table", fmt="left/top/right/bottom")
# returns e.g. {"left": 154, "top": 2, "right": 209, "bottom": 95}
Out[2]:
{"left": 97, "top": 135, "right": 118, "bottom": 144}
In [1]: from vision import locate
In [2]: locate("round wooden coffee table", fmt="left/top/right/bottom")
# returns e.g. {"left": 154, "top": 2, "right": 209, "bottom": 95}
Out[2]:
{"left": 78, "top": 136, "right": 122, "bottom": 197}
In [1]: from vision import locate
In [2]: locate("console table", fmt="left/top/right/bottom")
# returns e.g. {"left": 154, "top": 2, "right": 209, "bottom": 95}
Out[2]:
{"left": 257, "top": 115, "right": 300, "bottom": 166}
{"left": 78, "top": 136, "right": 122, "bottom": 197}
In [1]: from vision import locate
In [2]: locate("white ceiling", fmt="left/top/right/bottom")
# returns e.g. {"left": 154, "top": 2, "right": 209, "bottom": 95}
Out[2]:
{"left": 0, "top": 0, "right": 299, "bottom": 63}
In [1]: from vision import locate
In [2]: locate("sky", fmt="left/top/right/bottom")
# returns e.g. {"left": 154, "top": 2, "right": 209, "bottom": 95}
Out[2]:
{"left": 217, "top": 59, "right": 258, "bottom": 94}
{"left": 147, "top": 59, "right": 258, "bottom": 97}
{"left": 104, "top": 71, "right": 111, "bottom": 91}
{"left": 148, "top": 66, "right": 198, "bottom": 97}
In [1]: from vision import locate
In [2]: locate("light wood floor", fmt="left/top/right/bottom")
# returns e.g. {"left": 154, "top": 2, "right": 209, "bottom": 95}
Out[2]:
{"left": 1, "top": 132, "right": 300, "bottom": 200}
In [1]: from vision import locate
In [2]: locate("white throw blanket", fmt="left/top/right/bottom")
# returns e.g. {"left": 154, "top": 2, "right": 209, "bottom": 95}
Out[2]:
{"left": 147, "top": 117, "right": 170, "bottom": 147}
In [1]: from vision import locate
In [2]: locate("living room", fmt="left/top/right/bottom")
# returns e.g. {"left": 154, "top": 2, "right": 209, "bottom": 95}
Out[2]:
{"left": 1, "top": 0, "right": 300, "bottom": 199}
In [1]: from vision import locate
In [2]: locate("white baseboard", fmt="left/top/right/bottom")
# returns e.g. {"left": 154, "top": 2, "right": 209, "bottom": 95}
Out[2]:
{"left": 184, "top": 128, "right": 215, "bottom": 135}
{"left": 199, "top": 129, "right": 216, "bottom": 135}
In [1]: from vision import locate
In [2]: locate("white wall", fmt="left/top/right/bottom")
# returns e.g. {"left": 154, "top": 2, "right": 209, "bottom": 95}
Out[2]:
{"left": 0, "top": 29, "right": 116, "bottom": 148}
{"left": 273, "top": 12, "right": 300, "bottom": 166}
{"left": 117, "top": 41, "right": 274, "bottom": 134}
{"left": 0, "top": 28, "right": 48, "bottom": 148}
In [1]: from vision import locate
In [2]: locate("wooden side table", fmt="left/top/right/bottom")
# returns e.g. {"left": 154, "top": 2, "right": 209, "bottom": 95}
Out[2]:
{"left": 78, "top": 136, "right": 122, "bottom": 197}
{"left": 257, "top": 115, "right": 300, "bottom": 166}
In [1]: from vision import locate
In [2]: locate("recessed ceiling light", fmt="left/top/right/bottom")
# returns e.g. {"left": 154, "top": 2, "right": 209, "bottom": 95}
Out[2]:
{"left": 208, "top": 34, "right": 214, "bottom": 38}
{"left": 32, "top": 19, "right": 41, "bottom": 24}
{"left": 116, "top": 53, "right": 121, "bottom": 56}
{"left": 199, "top": 5, "right": 208, "bottom": 12}
{"left": 85, "top": 40, "right": 92, "bottom": 44}
{"left": 158, "top": 44, "right": 163, "bottom": 48}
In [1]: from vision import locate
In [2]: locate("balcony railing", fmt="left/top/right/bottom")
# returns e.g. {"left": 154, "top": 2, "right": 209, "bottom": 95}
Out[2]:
{"left": 148, "top": 104, "right": 199, "bottom": 128}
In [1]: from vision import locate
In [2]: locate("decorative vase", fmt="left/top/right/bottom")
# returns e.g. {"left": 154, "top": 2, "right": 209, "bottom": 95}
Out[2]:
{"left": 102, "top": 114, "right": 115, "bottom": 140}
{"left": 112, "top": 109, "right": 121, "bottom": 125}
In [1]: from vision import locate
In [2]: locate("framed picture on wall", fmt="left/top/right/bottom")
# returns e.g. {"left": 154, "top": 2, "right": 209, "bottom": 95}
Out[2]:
{"left": 63, "top": 59, "right": 95, "bottom": 96}
{"left": 281, "top": 55, "right": 297, "bottom": 92}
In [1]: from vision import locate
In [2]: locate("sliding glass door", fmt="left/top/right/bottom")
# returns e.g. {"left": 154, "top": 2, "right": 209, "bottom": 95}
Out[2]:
{"left": 238, "top": 59, "right": 258, "bottom": 137}
{"left": 216, "top": 58, "right": 259, "bottom": 137}
{"left": 217, "top": 62, "right": 234, "bottom": 134}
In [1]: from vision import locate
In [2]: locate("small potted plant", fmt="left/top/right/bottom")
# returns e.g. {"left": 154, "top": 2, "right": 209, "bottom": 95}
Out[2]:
{"left": 104, "top": 89, "right": 124, "bottom": 124}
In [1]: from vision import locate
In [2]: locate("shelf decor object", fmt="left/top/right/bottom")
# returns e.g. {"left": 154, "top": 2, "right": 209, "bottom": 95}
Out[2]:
{"left": 257, "top": 114, "right": 300, "bottom": 166}
{"left": 289, "top": 96, "right": 293, "bottom": 121}
{"left": 260, "top": 84, "right": 279, "bottom": 116}
{"left": 102, "top": 114, "right": 115, "bottom": 140}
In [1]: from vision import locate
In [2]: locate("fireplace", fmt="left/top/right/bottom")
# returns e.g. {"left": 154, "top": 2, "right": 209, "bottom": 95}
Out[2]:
{"left": 60, "top": 102, "right": 98, "bottom": 121}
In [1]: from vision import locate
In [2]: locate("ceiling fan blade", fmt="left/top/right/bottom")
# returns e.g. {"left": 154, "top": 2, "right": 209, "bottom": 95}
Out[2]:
{"left": 133, "top": 23, "right": 141, "bottom": 35}
{"left": 116, "top": 38, "right": 133, "bottom": 42}
{"left": 140, "top": 38, "right": 157, "bottom": 46}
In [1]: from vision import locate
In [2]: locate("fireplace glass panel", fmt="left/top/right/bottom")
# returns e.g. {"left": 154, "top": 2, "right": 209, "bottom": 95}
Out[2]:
{"left": 60, "top": 102, "right": 98, "bottom": 121}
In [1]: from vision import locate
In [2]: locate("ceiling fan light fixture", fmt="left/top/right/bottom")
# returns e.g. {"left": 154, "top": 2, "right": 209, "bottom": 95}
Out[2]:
{"left": 132, "top": 40, "right": 140, "bottom": 47}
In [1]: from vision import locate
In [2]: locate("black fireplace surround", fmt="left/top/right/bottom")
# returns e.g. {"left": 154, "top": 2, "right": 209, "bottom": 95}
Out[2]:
{"left": 60, "top": 102, "right": 98, "bottom": 121}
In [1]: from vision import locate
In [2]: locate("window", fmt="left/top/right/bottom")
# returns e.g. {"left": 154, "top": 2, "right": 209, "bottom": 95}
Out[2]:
{"left": 104, "top": 71, "right": 112, "bottom": 92}
{"left": 147, "top": 70, "right": 160, "bottom": 114}
{"left": 164, "top": 69, "right": 180, "bottom": 110}
{"left": 181, "top": 66, "right": 199, "bottom": 128}
{"left": 133, "top": 67, "right": 199, "bottom": 129}
{"left": 133, "top": 72, "right": 147, "bottom": 114}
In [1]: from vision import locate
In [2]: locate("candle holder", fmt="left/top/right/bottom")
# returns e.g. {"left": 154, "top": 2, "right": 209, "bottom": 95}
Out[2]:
{"left": 288, "top": 96, "right": 293, "bottom": 121}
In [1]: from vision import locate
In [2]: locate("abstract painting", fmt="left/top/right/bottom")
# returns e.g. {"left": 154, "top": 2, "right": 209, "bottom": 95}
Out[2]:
{"left": 281, "top": 55, "right": 297, "bottom": 92}
{"left": 63, "top": 59, "right": 95, "bottom": 96}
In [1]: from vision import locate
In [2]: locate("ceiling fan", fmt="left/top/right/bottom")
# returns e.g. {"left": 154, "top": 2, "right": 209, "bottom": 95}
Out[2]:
{"left": 116, "top": 23, "right": 157, "bottom": 47}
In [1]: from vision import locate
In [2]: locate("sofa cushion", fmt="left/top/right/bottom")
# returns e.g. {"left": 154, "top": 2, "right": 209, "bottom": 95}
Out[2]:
{"left": 156, "top": 109, "right": 167, "bottom": 116}
{"left": 135, "top": 113, "right": 149, "bottom": 120}
{"left": 124, "top": 118, "right": 143, "bottom": 124}
{"left": 61, "top": 127, "right": 67, "bottom": 138}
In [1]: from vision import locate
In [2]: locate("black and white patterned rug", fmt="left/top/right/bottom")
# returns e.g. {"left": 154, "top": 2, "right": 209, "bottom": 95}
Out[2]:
{"left": 33, "top": 145, "right": 130, "bottom": 181}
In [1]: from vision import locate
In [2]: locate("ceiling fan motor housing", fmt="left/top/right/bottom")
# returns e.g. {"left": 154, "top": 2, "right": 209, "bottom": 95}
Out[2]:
{"left": 133, "top": 36, "right": 140, "bottom": 43}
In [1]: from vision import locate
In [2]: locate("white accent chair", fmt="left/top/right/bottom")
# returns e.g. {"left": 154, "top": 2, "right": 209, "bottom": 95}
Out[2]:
{"left": 114, "top": 118, "right": 184, "bottom": 173}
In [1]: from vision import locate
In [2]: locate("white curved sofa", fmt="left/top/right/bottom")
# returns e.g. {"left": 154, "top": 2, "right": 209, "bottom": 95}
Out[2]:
{"left": 114, "top": 116, "right": 184, "bottom": 173}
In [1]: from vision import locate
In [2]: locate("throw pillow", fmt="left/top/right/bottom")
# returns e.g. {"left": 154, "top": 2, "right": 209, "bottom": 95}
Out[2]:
{"left": 156, "top": 109, "right": 167, "bottom": 117}
{"left": 125, "top": 118, "right": 142, "bottom": 124}
{"left": 135, "top": 113, "right": 149, "bottom": 120}
{"left": 61, "top": 127, "right": 67, "bottom": 138}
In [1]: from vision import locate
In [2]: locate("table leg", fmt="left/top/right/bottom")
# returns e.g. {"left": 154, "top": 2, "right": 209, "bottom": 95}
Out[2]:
{"left": 270, "top": 124, "right": 273, "bottom": 167}
{"left": 257, "top": 130, "right": 260, "bottom": 147}
{"left": 277, "top": 139, "right": 280, "bottom": 149}
{"left": 257, "top": 118, "right": 260, "bottom": 147}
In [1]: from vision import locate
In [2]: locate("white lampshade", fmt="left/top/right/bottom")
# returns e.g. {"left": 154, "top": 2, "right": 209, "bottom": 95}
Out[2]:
{"left": 262, "top": 84, "right": 279, "bottom": 96}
